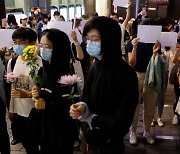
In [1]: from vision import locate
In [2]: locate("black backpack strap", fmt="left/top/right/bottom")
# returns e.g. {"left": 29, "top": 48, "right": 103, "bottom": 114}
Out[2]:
{"left": 11, "top": 55, "right": 18, "bottom": 71}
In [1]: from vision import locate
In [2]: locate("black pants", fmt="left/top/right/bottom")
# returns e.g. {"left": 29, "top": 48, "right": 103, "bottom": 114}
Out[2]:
{"left": 24, "top": 139, "right": 74, "bottom": 154}
{"left": 11, "top": 113, "right": 28, "bottom": 142}
{"left": 0, "top": 98, "right": 10, "bottom": 154}
{"left": 174, "top": 85, "right": 180, "bottom": 116}
{"left": 23, "top": 108, "right": 75, "bottom": 154}
{"left": 87, "top": 142, "right": 125, "bottom": 154}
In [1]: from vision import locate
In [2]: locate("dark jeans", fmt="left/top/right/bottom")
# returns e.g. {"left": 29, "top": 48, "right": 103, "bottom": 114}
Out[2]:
{"left": 24, "top": 140, "right": 74, "bottom": 154}
{"left": 11, "top": 113, "right": 28, "bottom": 142}
{"left": 88, "top": 142, "right": 125, "bottom": 154}
{"left": 41, "top": 142, "right": 74, "bottom": 154}
{"left": 157, "top": 94, "right": 165, "bottom": 117}
{"left": 0, "top": 98, "right": 10, "bottom": 154}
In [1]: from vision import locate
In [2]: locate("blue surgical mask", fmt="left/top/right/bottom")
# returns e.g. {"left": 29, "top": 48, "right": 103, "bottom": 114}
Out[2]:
{"left": 40, "top": 47, "right": 52, "bottom": 61}
{"left": 86, "top": 40, "right": 101, "bottom": 58}
{"left": 13, "top": 45, "right": 26, "bottom": 55}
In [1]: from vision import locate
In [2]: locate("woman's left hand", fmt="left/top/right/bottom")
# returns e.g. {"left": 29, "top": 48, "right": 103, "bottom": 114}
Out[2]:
{"left": 11, "top": 88, "right": 31, "bottom": 98}
{"left": 32, "top": 86, "right": 40, "bottom": 98}
{"left": 153, "top": 41, "right": 161, "bottom": 54}
{"left": 33, "top": 97, "right": 46, "bottom": 109}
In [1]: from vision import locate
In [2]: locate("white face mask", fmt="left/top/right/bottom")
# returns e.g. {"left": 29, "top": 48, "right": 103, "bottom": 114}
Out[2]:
{"left": 55, "top": 16, "right": 60, "bottom": 21}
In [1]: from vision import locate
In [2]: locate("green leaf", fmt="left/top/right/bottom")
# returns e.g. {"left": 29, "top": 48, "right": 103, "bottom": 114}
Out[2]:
{"left": 73, "top": 94, "right": 80, "bottom": 98}
{"left": 62, "top": 94, "right": 70, "bottom": 97}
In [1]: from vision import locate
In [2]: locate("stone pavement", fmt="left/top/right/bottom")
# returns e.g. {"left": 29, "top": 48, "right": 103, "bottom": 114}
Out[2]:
{"left": 8, "top": 85, "right": 180, "bottom": 154}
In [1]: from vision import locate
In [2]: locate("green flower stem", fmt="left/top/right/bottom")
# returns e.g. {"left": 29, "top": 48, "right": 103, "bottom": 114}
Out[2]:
{"left": 69, "top": 85, "right": 80, "bottom": 134}
{"left": 69, "top": 85, "right": 74, "bottom": 103}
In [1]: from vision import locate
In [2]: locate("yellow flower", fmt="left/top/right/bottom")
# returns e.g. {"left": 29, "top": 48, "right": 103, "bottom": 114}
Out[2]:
{"left": 23, "top": 45, "right": 37, "bottom": 59}
{"left": 25, "top": 55, "right": 28, "bottom": 60}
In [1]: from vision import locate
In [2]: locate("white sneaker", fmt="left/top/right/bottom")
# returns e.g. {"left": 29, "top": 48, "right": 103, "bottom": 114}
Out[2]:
{"left": 143, "top": 132, "right": 155, "bottom": 145}
{"left": 157, "top": 118, "right": 164, "bottom": 127}
{"left": 172, "top": 115, "right": 179, "bottom": 125}
{"left": 73, "top": 140, "right": 80, "bottom": 148}
{"left": 151, "top": 119, "right": 155, "bottom": 127}
{"left": 129, "top": 131, "right": 137, "bottom": 145}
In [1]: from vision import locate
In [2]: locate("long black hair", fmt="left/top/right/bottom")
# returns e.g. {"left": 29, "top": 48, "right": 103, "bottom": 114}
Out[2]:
{"left": 41, "top": 29, "right": 71, "bottom": 82}
{"left": 7, "top": 14, "right": 18, "bottom": 26}
{"left": 83, "top": 16, "right": 122, "bottom": 64}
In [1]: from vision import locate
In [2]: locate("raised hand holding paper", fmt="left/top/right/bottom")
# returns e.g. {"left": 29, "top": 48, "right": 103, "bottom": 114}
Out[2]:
{"left": 0, "top": 29, "right": 14, "bottom": 48}
{"left": 160, "top": 32, "right": 177, "bottom": 47}
{"left": 137, "top": 25, "right": 162, "bottom": 43}
{"left": 113, "top": 0, "right": 129, "bottom": 8}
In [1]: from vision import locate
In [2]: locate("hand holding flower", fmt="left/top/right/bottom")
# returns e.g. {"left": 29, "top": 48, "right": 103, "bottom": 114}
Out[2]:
{"left": 32, "top": 86, "right": 40, "bottom": 98}
{"left": 32, "top": 97, "right": 46, "bottom": 109}
{"left": 58, "top": 74, "right": 82, "bottom": 131}
{"left": 70, "top": 104, "right": 85, "bottom": 119}
{"left": 11, "top": 88, "right": 32, "bottom": 98}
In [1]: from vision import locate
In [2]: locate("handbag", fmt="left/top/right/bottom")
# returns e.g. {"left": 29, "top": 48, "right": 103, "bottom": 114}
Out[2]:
{"left": 70, "top": 43, "right": 84, "bottom": 96}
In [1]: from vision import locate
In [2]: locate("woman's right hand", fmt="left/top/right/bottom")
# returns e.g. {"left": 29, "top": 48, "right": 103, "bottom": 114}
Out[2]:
{"left": 70, "top": 104, "right": 85, "bottom": 119}
{"left": 176, "top": 43, "right": 180, "bottom": 52}
{"left": 11, "top": 88, "right": 30, "bottom": 98}
{"left": 131, "top": 37, "right": 139, "bottom": 49}
{"left": 32, "top": 86, "right": 39, "bottom": 98}
{"left": 70, "top": 30, "right": 78, "bottom": 43}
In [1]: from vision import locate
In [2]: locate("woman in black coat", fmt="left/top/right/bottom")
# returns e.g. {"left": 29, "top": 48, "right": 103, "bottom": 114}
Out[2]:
{"left": 70, "top": 17, "right": 139, "bottom": 154}
{"left": 24, "top": 29, "right": 76, "bottom": 154}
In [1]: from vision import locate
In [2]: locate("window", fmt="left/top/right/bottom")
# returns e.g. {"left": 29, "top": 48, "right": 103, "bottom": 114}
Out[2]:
{"left": 68, "top": 5, "right": 75, "bottom": 20}
{"left": 51, "top": 6, "right": 58, "bottom": 18}
{"left": 60, "top": 6, "right": 68, "bottom": 21}
{"left": 76, "top": 4, "right": 82, "bottom": 18}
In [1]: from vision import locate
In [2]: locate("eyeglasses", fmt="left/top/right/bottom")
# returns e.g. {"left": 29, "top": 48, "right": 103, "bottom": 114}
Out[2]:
{"left": 86, "top": 36, "right": 101, "bottom": 42}
{"left": 38, "top": 43, "right": 52, "bottom": 49}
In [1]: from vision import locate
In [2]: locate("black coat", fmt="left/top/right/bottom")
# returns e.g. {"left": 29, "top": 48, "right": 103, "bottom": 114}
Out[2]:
{"left": 82, "top": 59, "right": 139, "bottom": 145}
{"left": 26, "top": 68, "right": 76, "bottom": 149}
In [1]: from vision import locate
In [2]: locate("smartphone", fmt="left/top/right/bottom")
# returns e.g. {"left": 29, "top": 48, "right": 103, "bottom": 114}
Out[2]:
{"left": 142, "top": 7, "right": 146, "bottom": 11}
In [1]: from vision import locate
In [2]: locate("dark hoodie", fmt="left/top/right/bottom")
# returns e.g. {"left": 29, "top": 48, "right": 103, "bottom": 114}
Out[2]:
{"left": 24, "top": 29, "right": 76, "bottom": 154}
{"left": 81, "top": 17, "right": 139, "bottom": 146}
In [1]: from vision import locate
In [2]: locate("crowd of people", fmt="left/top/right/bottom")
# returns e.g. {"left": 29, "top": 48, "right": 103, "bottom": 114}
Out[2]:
{"left": 0, "top": 1, "right": 180, "bottom": 154}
